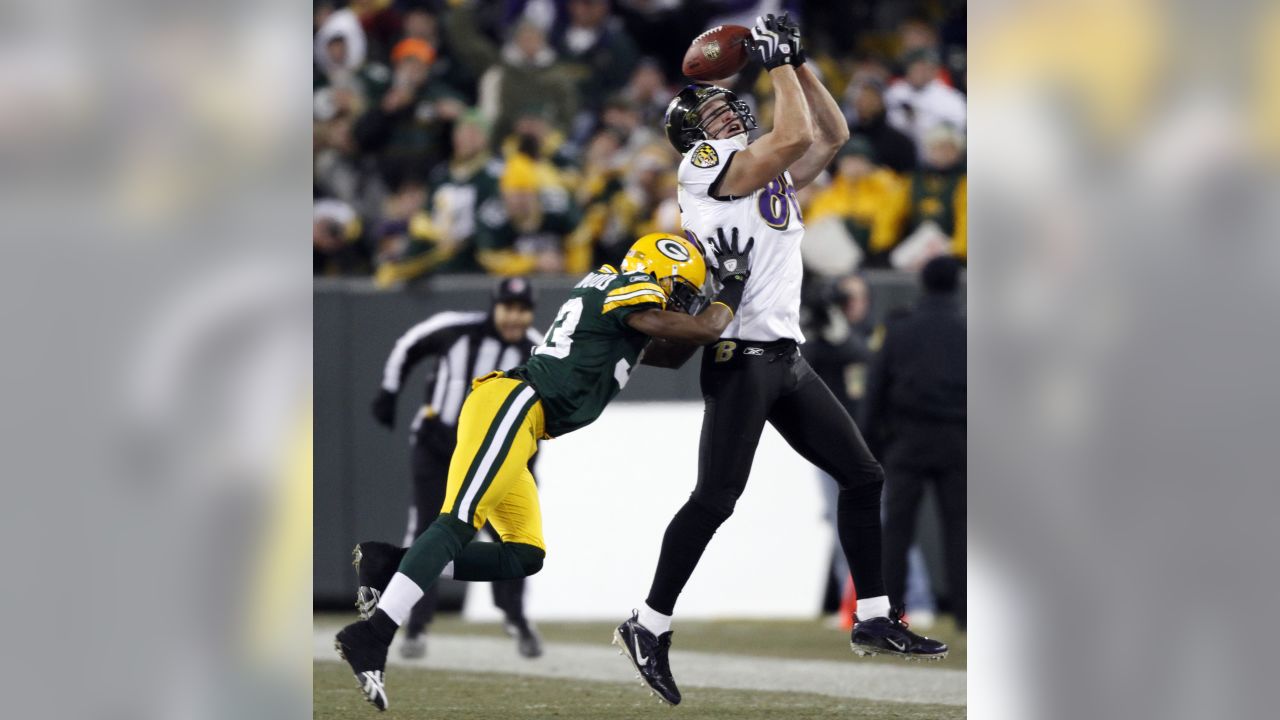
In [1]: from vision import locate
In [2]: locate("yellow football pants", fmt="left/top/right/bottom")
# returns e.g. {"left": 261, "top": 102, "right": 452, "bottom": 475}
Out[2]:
{"left": 441, "top": 372, "right": 547, "bottom": 551}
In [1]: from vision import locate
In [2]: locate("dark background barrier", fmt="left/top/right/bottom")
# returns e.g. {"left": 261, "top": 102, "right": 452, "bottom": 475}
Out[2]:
{"left": 314, "top": 271, "right": 936, "bottom": 605}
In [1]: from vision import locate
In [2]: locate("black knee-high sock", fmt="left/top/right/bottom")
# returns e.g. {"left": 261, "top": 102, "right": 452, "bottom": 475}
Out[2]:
{"left": 838, "top": 483, "right": 886, "bottom": 599}
{"left": 645, "top": 499, "right": 727, "bottom": 615}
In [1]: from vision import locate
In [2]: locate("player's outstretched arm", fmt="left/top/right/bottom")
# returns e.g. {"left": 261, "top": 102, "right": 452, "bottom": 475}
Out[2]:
{"left": 372, "top": 313, "right": 460, "bottom": 428}
{"left": 626, "top": 303, "right": 735, "bottom": 346}
{"left": 714, "top": 15, "right": 814, "bottom": 198}
{"left": 783, "top": 14, "right": 850, "bottom": 189}
{"left": 625, "top": 227, "right": 754, "bottom": 346}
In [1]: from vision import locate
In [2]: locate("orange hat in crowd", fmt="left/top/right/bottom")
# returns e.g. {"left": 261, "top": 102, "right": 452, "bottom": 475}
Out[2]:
{"left": 392, "top": 38, "right": 436, "bottom": 66}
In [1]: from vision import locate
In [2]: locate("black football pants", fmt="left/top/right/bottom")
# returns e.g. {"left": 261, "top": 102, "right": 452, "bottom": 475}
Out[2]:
{"left": 645, "top": 339, "right": 887, "bottom": 616}
{"left": 405, "top": 434, "right": 527, "bottom": 638}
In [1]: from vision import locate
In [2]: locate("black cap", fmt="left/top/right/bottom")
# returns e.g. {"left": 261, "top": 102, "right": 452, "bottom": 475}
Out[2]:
{"left": 493, "top": 276, "right": 535, "bottom": 308}
{"left": 921, "top": 255, "right": 962, "bottom": 295}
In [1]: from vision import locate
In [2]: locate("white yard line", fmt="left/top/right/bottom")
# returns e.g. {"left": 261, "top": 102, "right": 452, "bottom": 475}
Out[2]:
{"left": 314, "top": 625, "right": 966, "bottom": 707}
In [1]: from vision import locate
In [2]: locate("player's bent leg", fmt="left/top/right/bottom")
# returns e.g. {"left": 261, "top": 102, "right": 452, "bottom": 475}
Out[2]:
{"left": 335, "top": 376, "right": 540, "bottom": 710}
{"left": 449, "top": 541, "right": 544, "bottom": 580}
{"left": 443, "top": 401, "right": 544, "bottom": 583}
{"left": 394, "top": 375, "right": 540, "bottom": 592}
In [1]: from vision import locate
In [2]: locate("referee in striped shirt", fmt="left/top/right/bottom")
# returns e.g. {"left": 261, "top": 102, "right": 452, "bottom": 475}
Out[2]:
{"left": 371, "top": 277, "right": 543, "bottom": 658}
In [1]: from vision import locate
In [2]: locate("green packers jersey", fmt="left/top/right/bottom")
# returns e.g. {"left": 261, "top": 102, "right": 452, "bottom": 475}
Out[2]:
{"left": 514, "top": 265, "right": 666, "bottom": 437}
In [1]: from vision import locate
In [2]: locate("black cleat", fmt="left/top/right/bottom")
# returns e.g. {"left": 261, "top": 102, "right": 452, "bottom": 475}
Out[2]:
{"left": 352, "top": 542, "right": 406, "bottom": 620}
{"left": 334, "top": 619, "right": 391, "bottom": 711}
{"left": 851, "top": 608, "right": 949, "bottom": 661}
{"left": 504, "top": 619, "right": 544, "bottom": 659}
{"left": 613, "top": 611, "right": 681, "bottom": 705}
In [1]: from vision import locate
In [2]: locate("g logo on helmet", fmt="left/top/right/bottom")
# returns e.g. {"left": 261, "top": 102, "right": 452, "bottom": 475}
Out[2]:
{"left": 656, "top": 238, "right": 691, "bottom": 262}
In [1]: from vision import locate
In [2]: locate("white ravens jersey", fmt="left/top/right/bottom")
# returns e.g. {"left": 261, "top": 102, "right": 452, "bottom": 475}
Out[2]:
{"left": 677, "top": 136, "right": 805, "bottom": 343}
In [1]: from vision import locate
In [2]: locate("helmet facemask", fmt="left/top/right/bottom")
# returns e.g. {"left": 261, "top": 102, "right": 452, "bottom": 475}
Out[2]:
{"left": 658, "top": 275, "right": 708, "bottom": 315}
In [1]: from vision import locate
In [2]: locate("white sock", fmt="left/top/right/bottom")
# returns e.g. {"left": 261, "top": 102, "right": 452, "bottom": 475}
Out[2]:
{"left": 856, "top": 595, "right": 890, "bottom": 620}
{"left": 440, "top": 561, "right": 455, "bottom": 579}
{"left": 377, "top": 572, "right": 425, "bottom": 626}
{"left": 637, "top": 603, "right": 672, "bottom": 635}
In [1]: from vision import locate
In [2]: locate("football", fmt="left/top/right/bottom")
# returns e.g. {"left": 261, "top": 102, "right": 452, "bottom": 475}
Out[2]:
{"left": 682, "top": 25, "right": 751, "bottom": 81}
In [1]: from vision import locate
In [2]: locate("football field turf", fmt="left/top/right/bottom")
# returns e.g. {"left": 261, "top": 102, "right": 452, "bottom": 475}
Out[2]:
{"left": 314, "top": 614, "right": 966, "bottom": 718}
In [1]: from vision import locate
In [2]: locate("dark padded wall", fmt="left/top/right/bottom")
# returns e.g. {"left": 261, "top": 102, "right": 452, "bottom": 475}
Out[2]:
{"left": 314, "top": 272, "right": 934, "bottom": 604}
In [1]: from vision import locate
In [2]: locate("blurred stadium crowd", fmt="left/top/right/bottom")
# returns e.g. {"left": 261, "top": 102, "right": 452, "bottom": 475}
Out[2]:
{"left": 313, "top": 0, "right": 967, "bottom": 285}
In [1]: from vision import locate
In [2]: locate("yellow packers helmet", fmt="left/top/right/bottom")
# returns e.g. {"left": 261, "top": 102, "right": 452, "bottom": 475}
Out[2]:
{"left": 620, "top": 233, "right": 708, "bottom": 314}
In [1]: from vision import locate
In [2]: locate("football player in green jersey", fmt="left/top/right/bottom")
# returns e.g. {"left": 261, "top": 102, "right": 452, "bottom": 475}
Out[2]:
{"left": 335, "top": 228, "right": 754, "bottom": 711}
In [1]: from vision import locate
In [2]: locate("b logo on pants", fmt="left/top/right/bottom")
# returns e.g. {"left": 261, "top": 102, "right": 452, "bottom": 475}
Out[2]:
{"left": 713, "top": 340, "right": 736, "bottom": 363}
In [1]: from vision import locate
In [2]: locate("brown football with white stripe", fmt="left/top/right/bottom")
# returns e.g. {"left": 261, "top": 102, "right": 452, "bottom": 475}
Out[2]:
{"left": 682, "top": 25, "right": 751, "bottom": 81}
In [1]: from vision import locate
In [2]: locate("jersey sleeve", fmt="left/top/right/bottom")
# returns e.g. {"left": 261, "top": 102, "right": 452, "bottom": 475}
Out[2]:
{"left": 600, "top": 275, "right": 667, "bottom": 324}
{"left": 677, "top": 138, "right": 743, "bottom": 201}
{"left": 381, "top": 312, "right": 481, "bottom": 392}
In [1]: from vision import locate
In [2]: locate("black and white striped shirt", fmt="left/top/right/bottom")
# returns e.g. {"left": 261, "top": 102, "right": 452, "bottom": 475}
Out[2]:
{"left": 381, "top": 311, "right": 540, "bottom": 435}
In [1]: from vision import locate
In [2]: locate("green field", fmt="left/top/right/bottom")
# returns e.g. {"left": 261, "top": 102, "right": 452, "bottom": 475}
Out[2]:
{"left": 314, "top": 662, "right": 965, "bottom": 720}
{"left": 314, "top": 613, "right": 965, "bottom": 718}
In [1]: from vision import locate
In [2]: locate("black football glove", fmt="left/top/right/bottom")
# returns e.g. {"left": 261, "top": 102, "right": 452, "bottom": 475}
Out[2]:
{"left": 709, "top": 226, "right": 754, "bottom": 284}
{"left": 750, "top": 14, "right": 797, "bottom": 71}
{"left": 371, "top": 389, "right": 396, "bottom": 429}
{"left": 774, "top": 12, "right": 805, "bottom": 67}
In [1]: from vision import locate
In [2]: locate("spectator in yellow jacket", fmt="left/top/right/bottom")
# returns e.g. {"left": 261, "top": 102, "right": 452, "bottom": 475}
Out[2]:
{"left": 474, "top": 153, "right": 577, "bottom": 276}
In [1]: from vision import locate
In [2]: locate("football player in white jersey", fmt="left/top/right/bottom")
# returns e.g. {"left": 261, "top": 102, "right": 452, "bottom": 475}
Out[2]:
{"left": 614, "top": 14, "right": 947, "bottom": 706}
